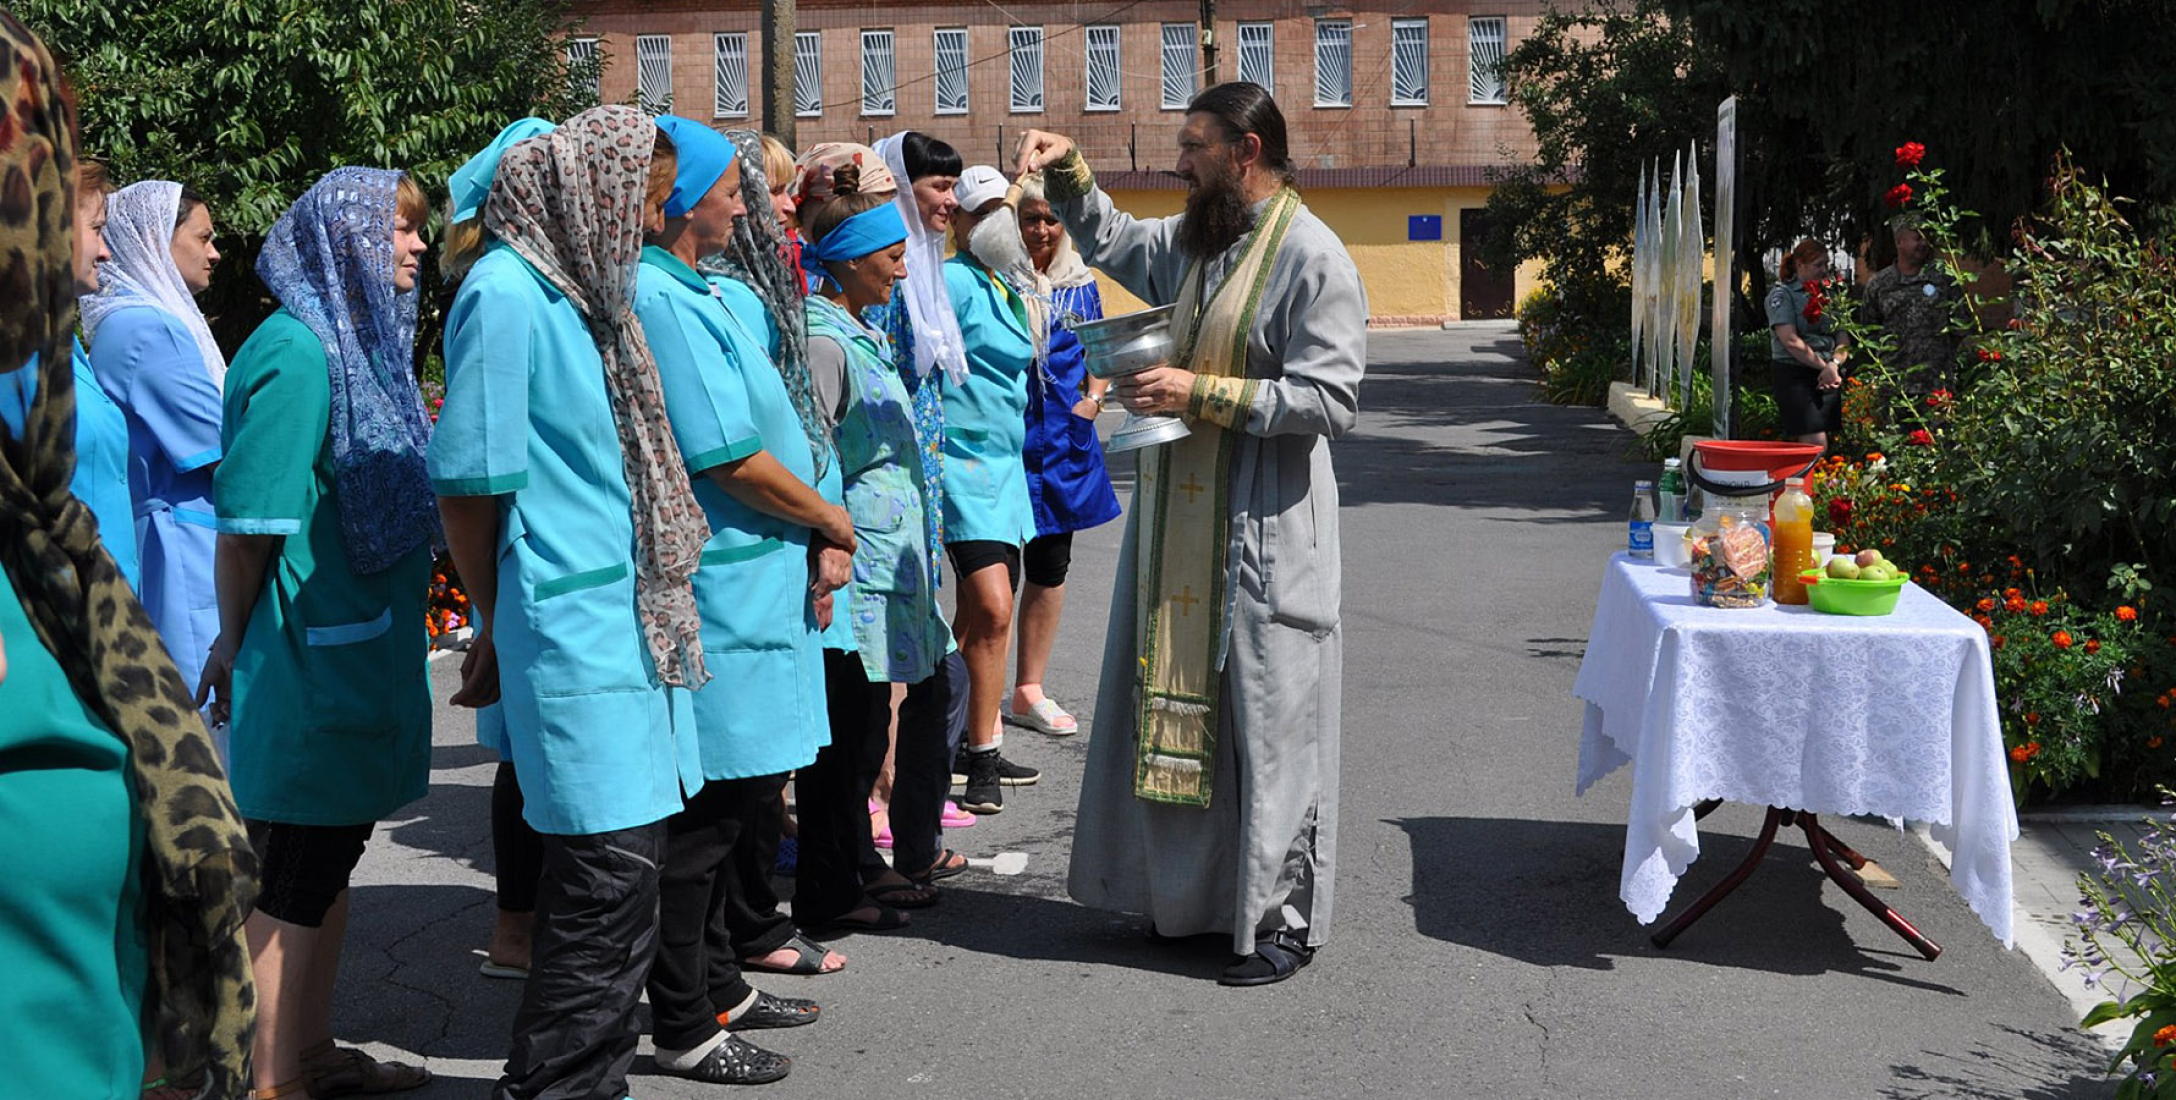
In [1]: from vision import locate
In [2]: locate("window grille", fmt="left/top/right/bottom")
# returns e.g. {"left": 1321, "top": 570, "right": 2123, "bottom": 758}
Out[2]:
{"left": 635, "top": 35, "right": 672, "bottom": 115}
{"left": 935, "top": 28, "right": 970, "bottom": 114}
{"left": 1237, "top": 22, "right": 1274, "bottom": 90}
{"left": 566, "top": 38, "right": 601, "bottom": 105}
{"left": 794, "top": 31, "right": 822, "bottom": 116}
{"left": 1085, "top": 25, "right": 1120, "bottom": 112}
{"left": 1391, "top": 18, "right": 1429, "bottom": 105}
{"left": 1161, "top": 23, "right": 1198, "bottom": 109}
{"left": 1314, "top": 20, "right": 1351, "bottom": 107}
{"left": 712, "top": 33, "right": 748, "bottom": 118}
{"left": 860, "top": 30, "right": 896, "bottom": 116}
{"left": 1009, "top": 26, "right": 1044, "bottom": 113}
{"left": 1469, "top": 17, "right": 1508, "bottom": 104}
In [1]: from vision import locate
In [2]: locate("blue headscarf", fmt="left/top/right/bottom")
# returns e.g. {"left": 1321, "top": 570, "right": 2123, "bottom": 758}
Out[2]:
{"left": 450, "top": 118, "right": 556, "bottom": 223}
{"left": 655, "top": 115, "right": 739, "bottom": 218}
{"left": 256, "top": 167, "right": 437, "bottom": 575}
{"left": 801, "top": 204, "right": 908, "bottom": 292}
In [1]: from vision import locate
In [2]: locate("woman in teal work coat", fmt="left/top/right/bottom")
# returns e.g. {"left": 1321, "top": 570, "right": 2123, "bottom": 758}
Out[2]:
{"left": 199, "top": 166, "right": 436, "bottom": 1100}
{"left": 0, "top": 19, "right": 257, "bottom": 1098}
{"left": 429, "top": 106, "right": 710, "bottom": 1100}
{"left": 630, "top": 115, "right": 838, "bottom": 1087}
{"left": 67, "top": 161, "right": 140, "bottom": 585}
{"left": 942, "top": 165, "right": 1044, "bottom": 816}
{"left": 81, "top": 178, "right": 230, "bottom": 702}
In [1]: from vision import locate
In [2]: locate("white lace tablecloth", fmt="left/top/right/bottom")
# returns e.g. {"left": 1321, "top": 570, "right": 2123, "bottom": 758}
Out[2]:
{"left": 1572, "top": 554, "right": 2017, "bottom": 945}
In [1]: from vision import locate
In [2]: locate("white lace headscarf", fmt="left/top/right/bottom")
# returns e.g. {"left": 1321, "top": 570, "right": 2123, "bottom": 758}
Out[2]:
{"left": 81, "top": 181, "right": 228, "bottom": 388}
{"left": 875, "top": 131, "right": 968, "bottom": 385}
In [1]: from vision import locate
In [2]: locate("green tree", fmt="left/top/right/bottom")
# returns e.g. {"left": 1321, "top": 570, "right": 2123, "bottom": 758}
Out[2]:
{"left": 23, "top": 0, "right": 600, "bottom": 348}
{"left": 1670, "top": 0, "right": 2176, "bottom": 264}
{"left": 1481, "top": 0, "right": 1833, "bottom": 342}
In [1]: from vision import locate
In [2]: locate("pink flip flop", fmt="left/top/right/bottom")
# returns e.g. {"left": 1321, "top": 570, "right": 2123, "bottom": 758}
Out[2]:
{"left": 941, "top": 800, "right": 978, "bottom": 829}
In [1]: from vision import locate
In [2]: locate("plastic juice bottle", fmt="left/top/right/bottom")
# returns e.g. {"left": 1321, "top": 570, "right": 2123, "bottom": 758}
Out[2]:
{"left": 1771, "top": 477, "right": 1816, "bottom": 605}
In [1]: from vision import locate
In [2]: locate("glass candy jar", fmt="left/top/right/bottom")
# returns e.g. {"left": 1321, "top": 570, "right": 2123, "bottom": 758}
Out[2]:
{"left": 1687, "top": 494, "right": 1772, "bottom": 608}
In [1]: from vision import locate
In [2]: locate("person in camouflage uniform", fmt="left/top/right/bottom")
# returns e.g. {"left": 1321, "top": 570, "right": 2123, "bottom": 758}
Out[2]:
{"left": 1860, "top": 216, "right": 1963, "bottom": 396}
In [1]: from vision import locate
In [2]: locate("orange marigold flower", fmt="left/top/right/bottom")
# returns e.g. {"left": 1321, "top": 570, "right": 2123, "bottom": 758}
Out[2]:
{"left": 2052, "top": 631, "right": 2074, "bottom": 648}
{"left": 1991, "top": 636, "right": 2007, "bottom": 650}
{"left": 2026, "top": 741, "right": 2042, "bottom": 758}
{"left": 1976, "top": 598, "right": 1996, "bottom": 612}
{"left": 2007, "top": 597, "right": 2029, "bottom": 613}
{"left": 2151, "top": 737, "right": 2166, "bottom": 750}
{"left": 2025, "top": 712, "right": 2042, "bottom": 726}
{"left": 2157, "top": 1024, "right": 2176, "bottom": 1048}
{"left": 2009, "top": 745, "right": 2030, "bottom": 764}
{"left": 2117, "top": 606, "right": 2138, "bottom": 622}
{"left": 2030, "top": 600, "right": 2049, "bottom": 617}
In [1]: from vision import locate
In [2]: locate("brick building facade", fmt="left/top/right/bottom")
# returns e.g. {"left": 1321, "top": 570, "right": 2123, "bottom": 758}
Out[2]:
{"left": 566, "top": 1, "right": 1551, "bottom": 322}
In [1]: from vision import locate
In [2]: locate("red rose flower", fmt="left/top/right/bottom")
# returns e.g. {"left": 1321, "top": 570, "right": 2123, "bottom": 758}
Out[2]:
{"left": 1827, "top": 498, "right": 1853, "bottom": 526}
{"left": 1884, "top": 183, "right": 1913, "bottom": 209}
{"left": 1926, "top": 389, "right": 1952, "bottom": 409}
{"left": 1894, "top": 142, "right": 1926, "bottom": 168}
{"left": 1906, "top": 428, "right": 1934, "bottom": 446}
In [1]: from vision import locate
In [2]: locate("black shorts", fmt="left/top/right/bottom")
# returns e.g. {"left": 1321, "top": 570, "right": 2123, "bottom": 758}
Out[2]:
{"left": 1021, "top": 532, "right": 1074, "bottom": 589}
{"left": 946, "top": 539, "right": 1021, "bottom": 589}
{"left": 247, "top": 818, "right": 374, "bottom": 927}
{"left": 1769, "top": 360, "right": 1842, "bottom": 438}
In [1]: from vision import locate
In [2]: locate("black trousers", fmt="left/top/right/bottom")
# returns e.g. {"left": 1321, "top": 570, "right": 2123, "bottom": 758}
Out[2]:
{"left": 647, "top": 775, "right": 783, "bottom": 1052}
{"left": 796, "top": 650, "right": 892, "bottom": 927}
{"left": 492, "top": 762, "right": 544, "bottom": 913}
{"left": 709, "top": 771, "right": 797, "bottom": 961}
{"left": 494, "top": 822, "right": 666, "bottom": 1100}
{"left": 887, "top": 650, "right": 965, "bottom": 878}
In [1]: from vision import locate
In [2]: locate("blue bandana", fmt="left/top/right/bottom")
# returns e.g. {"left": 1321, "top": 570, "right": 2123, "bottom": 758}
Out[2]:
{"left": 800, "top": 204, "right": 908, "bottom": 291}
{"left": 655, "top": 115, "right": 739, "bottom": 218}
{"left": 449, "top": 118, "right": 556, "bottom": 223}
{"left": 257, "top": 167, "right": 437, "bottom": 574}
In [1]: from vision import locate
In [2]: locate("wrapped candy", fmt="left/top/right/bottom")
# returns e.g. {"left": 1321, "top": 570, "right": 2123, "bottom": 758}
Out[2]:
{"left": 1689, "top": 500, "right": 1771, "bottom": 608}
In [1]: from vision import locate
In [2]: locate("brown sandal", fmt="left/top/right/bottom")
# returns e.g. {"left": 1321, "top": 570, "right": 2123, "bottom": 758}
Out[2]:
{"left": 249, "top": 1077, "right": 310, "bottom": 1100}
{"left": 299, "top": 1042, "right": 431, "bottom": 1097}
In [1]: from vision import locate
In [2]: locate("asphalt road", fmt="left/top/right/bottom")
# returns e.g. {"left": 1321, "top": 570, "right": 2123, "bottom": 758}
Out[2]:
{"left": 339, "top": 323, "right": 2105, "bottom": 1099}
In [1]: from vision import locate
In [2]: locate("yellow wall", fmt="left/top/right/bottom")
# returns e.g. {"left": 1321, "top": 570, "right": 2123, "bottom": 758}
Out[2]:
{"left": 1091, "top": 187, "right": 1541, "bottom": 324}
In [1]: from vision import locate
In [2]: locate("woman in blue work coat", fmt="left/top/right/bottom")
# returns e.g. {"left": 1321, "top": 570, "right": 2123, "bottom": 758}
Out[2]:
{"left": 427, "top": 106, "right": 708, "bottom": 1100}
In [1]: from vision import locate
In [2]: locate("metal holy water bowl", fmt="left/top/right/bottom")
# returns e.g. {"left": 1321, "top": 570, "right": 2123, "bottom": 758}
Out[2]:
{"left": 1071, "top": 304, "right": 1191, "bottom": 453}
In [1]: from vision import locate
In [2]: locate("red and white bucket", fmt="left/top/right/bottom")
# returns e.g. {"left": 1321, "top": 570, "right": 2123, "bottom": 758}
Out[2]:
{"left": 1685, "top": 440, "right": 1823, "bottom": 503}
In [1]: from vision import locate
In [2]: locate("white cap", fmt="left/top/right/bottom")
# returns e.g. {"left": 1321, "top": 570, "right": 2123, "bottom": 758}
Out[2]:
{"left": 956, "top": 165, "right": 1010, "bottom": 213}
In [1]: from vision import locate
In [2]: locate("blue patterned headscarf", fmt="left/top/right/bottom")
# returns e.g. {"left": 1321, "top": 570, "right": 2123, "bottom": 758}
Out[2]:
{"left": 256, "top": 167, "right": 436, "bottom": 574}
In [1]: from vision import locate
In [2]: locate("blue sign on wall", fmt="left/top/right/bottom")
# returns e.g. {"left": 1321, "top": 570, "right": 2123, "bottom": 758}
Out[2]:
{"left": 1408, "top": 214, "right": 1442, "bottom": 241}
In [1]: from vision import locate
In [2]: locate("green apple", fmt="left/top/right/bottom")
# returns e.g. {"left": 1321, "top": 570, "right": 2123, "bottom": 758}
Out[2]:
{"left": 1826, "top": 559, "right": 1862, "bottom": 580}
{"left": 1855, "top": 549, "right": 1885, "bottom": 568}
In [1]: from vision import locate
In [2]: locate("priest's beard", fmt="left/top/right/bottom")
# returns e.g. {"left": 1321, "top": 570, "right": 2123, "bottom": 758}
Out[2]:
{"left": 1176, "top": 156, "right": 1255, "bottom": 263}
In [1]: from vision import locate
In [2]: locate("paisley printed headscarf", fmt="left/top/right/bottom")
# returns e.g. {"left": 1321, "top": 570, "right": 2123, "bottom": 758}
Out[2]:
{"left": 0, "top": 12, "right": 259, "bottom": 1094}
{"left": 484, "top": 105, "right": 710, "bottom": 687}
{"left": 80, "top": 180, "right": 229, "bottom": 386}
{"left": 702, "top": 129, "right": 828, "bottom": 478}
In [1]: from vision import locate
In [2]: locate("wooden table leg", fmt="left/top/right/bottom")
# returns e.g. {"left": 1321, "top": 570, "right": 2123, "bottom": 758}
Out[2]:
{"left": 1650, "top": 806, "right": 1785, "bottom": 949}
{"left": 1799, "top": 813, "right": 1943, "bottom": 960}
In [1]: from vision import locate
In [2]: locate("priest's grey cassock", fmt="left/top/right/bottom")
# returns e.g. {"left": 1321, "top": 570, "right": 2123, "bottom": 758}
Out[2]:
{"left": 1056, "top": 176, "right": 1366, "bottom": 954}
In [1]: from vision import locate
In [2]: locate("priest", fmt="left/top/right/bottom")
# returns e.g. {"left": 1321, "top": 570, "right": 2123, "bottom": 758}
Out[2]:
{"left": 1014, "top": 82, "right": 1366, "bottom": 986}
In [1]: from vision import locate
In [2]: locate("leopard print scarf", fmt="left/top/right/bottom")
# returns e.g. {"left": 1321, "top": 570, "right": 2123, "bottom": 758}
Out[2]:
{"left": 0, "top": 14, "right": 259, "bottom": 1095}
{"left": 485, "top": 105, "right": 711, "bottom": 687}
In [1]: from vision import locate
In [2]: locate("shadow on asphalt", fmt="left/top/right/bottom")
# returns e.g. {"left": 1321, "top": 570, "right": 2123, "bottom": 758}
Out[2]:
{"left": 1336, "top": 356, "right": 1635, "bottom": 516}
{"left": 897, "top": 884, "right": 1233, "bottom": 981}
{"left": 1881, "top": 1023, "right": 2115, "bottom": 1099}
{"left": 1390, "top": 815, "right": 1975, "bottom": 996}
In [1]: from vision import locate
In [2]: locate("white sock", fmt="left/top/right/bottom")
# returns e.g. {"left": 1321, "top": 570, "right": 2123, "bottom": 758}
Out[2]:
{"left": 653, "top": 1030, "right": 729, "bottom": 1072}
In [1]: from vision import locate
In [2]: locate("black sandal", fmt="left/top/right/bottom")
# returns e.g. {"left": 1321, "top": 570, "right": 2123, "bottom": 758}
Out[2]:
{"left": 865, "top": 879, "right": 939, "bottom": 910}
{"left": 655, "top": 1034, "right": 790, "bottom": 1086}
{"left": 911, "top": 848, "right": 969, "bottom": 884}
{"left": 740, "top": 932, "right": 841, "bottom": 976}
{"left": 807, "top": 902, "right": 910, "bottom": 934}
{"left": 1218, "top": 931, "right": 1314, "bottom": 987}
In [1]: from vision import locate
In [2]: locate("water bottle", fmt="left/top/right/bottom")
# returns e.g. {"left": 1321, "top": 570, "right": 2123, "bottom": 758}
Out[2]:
{"left": 1628, "top": 480, "right": 1657, "bottom": 559}
{"left": 1658, "top": 458, "right": 1685, "bottom": 524}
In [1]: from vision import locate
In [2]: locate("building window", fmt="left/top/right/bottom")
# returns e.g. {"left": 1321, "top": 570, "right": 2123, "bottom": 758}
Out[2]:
{"left": 860, "top": 30, "right": 896, "bottom": 116}
{"left": 1160, "top": 23, "right": 1198, "bottom": 110}
{"left": 1469, "top": 16, "right": 1508, "bottom": 105}
{"left": 635, "top": 34, "right": 672, "bottom": 115}
{"left": 1009, "top": 26, "right": 1043, "bottom": 113}
{"left": 1391, "top": 18, "right": 1429, "bottom": 106}
{"left": 1237, "top": 22, "right": 1273, "bottom": 90}
{"left": 935, "top": 28, "right": 969, "bottom": 115}
{"left": 712, "top": 33, "right": 749, "bottom": 118}
{"left": 566, "top": 37, "right": 601, "bottom": 105}
{"left": 1084, "top": 25, "right": 1120, "bottom": 112}
{"left": 794, "top": 30, "right": 822, "bottom": 116}
{"left": 1314, "top": 19, "right": 1352, "bottom": 108}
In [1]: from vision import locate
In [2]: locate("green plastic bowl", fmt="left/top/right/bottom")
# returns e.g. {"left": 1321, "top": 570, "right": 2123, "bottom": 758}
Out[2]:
{"left": 1799, "top": 568, "right": 1907, "bottom": 616}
